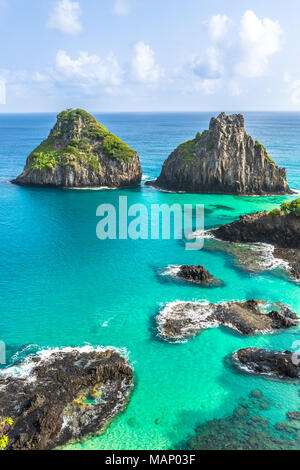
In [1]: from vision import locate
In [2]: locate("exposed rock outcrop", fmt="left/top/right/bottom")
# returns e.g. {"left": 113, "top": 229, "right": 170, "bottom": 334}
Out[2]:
{"left": 12, "top": 109, "right": 142, "bottom": 188}
{"left": 157, "top": 300, "right": 298, "bottom": 341}
{"left": 167, "top": 264, "right": 222, "bottom": 286}
{"left": 0, "top": 347, "right": 133, "bottom": 450}
{"left": 147, "top": 113, "right": 291, "bottom": 195}
{"left": 212, "top": 210, "right": 300, "bottom": 280}
{"left": 233, "top": 348, "right": 300, "bottom": 379}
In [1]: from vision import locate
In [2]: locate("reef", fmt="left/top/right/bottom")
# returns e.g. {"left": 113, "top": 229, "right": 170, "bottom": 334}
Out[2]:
{"left": 186, "top": 390, "right": 300, "bottom": 450}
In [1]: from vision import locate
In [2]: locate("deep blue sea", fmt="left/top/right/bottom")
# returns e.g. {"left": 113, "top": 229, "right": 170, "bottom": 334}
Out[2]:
{"left": 0, "top": 112, "right": 299, "bottom": 450}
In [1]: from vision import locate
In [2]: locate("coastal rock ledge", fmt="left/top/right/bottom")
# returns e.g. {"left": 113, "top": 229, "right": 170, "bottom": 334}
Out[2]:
{"left": 0, "top": 347, "right": 133, "bottom": 450}
{"left": 233, "top": 348, "right": 300, "bottom": 379}
{"left": 147, "top": 112, "right": 291, "bottom": 195}
{"left": 212, "top": 208, "right": 300, "bottom": 280}
{"left": 157, "top": 300, "right": 298, "bottom": 342}
{"left": 12, "top": 108, "right": 142, "bottom": 188}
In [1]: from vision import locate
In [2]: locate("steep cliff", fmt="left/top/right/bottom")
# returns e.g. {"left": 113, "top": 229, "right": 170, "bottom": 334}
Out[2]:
{"left": 12, "top": 109, "right": 142, "bottom": 188}
{"left": 148, "top": 112, "right": 291, "bottom": 195}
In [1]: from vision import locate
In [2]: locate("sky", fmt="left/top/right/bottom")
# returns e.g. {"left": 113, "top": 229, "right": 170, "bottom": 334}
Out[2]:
{"left": 1, "top": 0, "right": 300, "bottom": 112}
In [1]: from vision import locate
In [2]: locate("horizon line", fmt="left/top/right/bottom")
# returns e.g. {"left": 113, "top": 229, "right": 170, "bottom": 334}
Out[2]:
{"left": 1, "top": 109, "right": 300, "bottom": 115}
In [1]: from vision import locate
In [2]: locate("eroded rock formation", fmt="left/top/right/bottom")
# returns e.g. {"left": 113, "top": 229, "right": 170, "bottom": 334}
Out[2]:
{"left": 12, "top": 109, "right": 142, "bottom": 188}
{"left": 147, "top": 113, "right": 291, "bottom": 195}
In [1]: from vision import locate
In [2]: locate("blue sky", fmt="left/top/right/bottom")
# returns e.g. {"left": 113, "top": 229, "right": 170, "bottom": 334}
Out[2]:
{"left": 1, "top": 0, "right": 300, "bottom": 112}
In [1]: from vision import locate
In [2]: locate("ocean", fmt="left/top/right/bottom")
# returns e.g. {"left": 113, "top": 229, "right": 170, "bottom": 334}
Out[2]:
{"left": 0, "top": 111, "right": 299, "bottom": 450}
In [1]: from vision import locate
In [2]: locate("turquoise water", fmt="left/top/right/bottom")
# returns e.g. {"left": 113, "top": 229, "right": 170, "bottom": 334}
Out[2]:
{"left": 0, "top": 112, "right": 300, "bottom": 450}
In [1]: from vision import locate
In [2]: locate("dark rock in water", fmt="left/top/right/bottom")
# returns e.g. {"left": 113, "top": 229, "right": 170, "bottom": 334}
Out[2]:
{"left": 146, "top": 112, "right": 291, "bottom": 195}
{"left": 212, "top": 210, "right": 300, "bottom": 281}
{"left": 249, "top": 389, "right": 263, "bottom": 399}
{"left": 157, "top": 299, "right": 298, "bottom": 341}
{"left": 185, "top": 393, "right": 300, "bottom": 450}
{"left": 233, "top": 348, "right": 300, "bottom": 379}
{"left": 176, "top": 265, "right": 222, "bottom": 286}
{"left": 0, "top": 347, "right": 133, "bottom": 450}
{"left": 12, "top": 109, "right": 142, "bottom": 188}
{"left": 287, "top": 412, "right": 300, "bottom": 421}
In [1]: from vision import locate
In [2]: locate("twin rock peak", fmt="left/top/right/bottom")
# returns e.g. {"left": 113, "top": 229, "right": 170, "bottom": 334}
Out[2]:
{"left": 13, "top": 109, "right": 291, "bottom": 195}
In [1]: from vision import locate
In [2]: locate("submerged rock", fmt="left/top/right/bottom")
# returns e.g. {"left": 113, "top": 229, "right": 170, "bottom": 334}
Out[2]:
{"left": 12, "top": 109, "right": 142, "bottom": 188}
{"left": 186, "top": 393, "right": 300, "bottom": 450}
{"left": 157, "top": 300, "right": 298, "bottom": 341}
{"left": 171, "top": 264, "right": 222, "bottom": 286}
{"left": 147, "top": 112, "right": 291, "bottom": 195}
{"left": 212, "top": 210, "right": 300, "bottom": 280}
{"left": 0, "top": 347, "right": 133, "bottom": 450}
{"left": 233, "top": 348, "right": 300, "bottom": 379}
{"left": 287, "top": 412, "right": 300, "bottom": 421}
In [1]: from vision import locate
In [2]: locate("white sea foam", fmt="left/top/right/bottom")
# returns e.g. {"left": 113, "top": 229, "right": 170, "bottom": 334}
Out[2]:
{"left": 187, "top": 229, "right": 215, "bottom": 239}
{"left": 247, "top": 242, "right": 289, "bottom": 271}
{"left": 162, "top": 265, "right": 181, "bottom": 277}
{"left": 66, "top": 186, "right": 117, "bottom": 191}
{"left": 142, "top": 174, "right": 150, "bottom": 181}
{"left": 157, "top": 299, "right": 219, "bottom": 342}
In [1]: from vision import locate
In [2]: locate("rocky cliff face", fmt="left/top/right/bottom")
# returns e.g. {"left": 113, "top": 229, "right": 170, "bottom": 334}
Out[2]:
{"left": 0, "top": 347, "right": 133, "bottom": 450}
{"left": 12, "top": 109, "right": 142, "bottom": 188}
{"left": 149, "top": 113, "right": 291, "bottom": 195}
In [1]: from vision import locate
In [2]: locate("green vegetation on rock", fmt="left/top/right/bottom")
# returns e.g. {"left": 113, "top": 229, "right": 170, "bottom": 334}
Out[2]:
{"left": 0, "top": 418, "right": 13, "bottom": 450}
{"left": 280, "top": 198, "right": 300, "bottom": 216}
{"left": 255, "top": 140, "right": 275, "bottom": 165}
{"left": 27, "top": 108, "right": 136, "bottom": 173}
{"left": 268, "top": 208, "right": 283, "bottom": 218}
{"left": 206, "top": 141, "right": 214, "bottom": 151}
{"left": 268, "top": 198, "right": 300, "bottom": 217}
{"left": 176, "top": 139, "right": 196, "bottom": 167}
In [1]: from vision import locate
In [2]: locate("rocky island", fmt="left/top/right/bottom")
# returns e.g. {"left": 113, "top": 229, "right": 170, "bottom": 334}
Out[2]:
{"left": 0, "top": 347, "right": 133, "bottom": 450}
{"left": 233, "top": 348, "right": 300, "bottom": 379}
{"left": 147, "top": 112, "right": 291, "bottom": 195}
{"left": 212, "top": 198, "right": 300, "bottom": 280}
{"left": 12, "top": 109, "right": 142, "bottom": 188}
{"left": 157, "top": 299, "right": 298, "bottom": 341}
{"left": 167, "top": 264, "right": 222, "bottom": 286}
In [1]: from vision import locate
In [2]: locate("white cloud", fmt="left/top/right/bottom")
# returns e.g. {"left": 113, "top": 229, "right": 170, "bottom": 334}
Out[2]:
{"left": 55, "top": 50, "right": 124, "bottom": 88}
{"left": 0, "top": 79, "right": 6, "bottom": 104}
{"left": 194, "top": 78, "right": 221, "bottom": 95}
{"left": 114, "top": 0, "right": 130, "bottom": 16}
{"left": 208, "top": 14, "right": 231, "bottom": 42}
{"left": 284, "top": 73, "right": 300, "bottom": 105}
{"left": 190, "top": 46, "right": 223, "bottom": 79}
{"left": 189, "top": 10, "right": 282, "bottom": 97}
{"left": 236, "top": 10, "right": 282, "bottom": 78}
{"left": 48, "top": 0, "right": 82, "bottom": 35}
{"left": 132, "top": 42, "right": 163, "bottom": 83}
